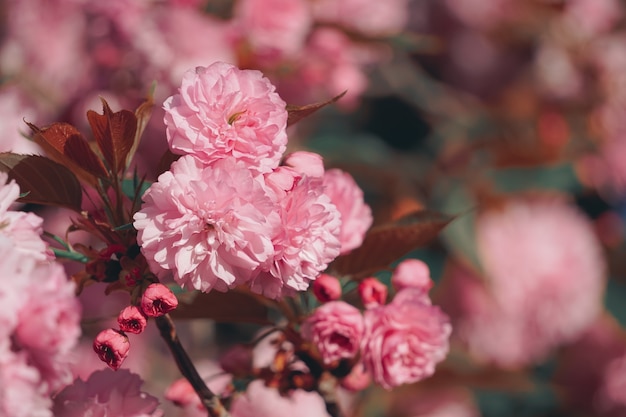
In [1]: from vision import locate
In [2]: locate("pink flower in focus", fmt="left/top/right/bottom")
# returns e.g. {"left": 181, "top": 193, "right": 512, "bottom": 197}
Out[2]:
{"left": 440, "top": 196, "right": 606, "bottom": 367}
{"left": 302, "top": 301, "right": 364, "bottom": 365}
{"left": 140, "top": 283, "right": 178, "bottom": 317}
{"left": 249, "top": 175, "right": 341, "bottom": 299}
{"left": 391, "top": 259, "right": 433, "bottom": 292}
{"left": 118, "top": 306, "right": 147, "bottom": 334}
{"left": 284, "top": 151, "right": 325, "bottom": 178}
{"left": 362, "top": 288, "right": 451, "bottom": 389}
{"left": 312, "top": 273, "right": 342, "bottom": 303}
{"left": 323, "top": 169, "right": 372, "bottom": 254}
{"left": 134, "top": 156, "right": 279, "bottom": 293}
{"left": 93, "top": 329, "right": 130, "bottom": 371}
{"left": 358, "top": 277, "right": 388, "bottom": 309}
{"left": 230, "top": 379, "right": 330, "bottom": 417}
{"left": 52, "top": 368, "right": 163, "bottom": 417}
{"left": 163, "top": 62, "right": 288, "bottom": 173}
{"left": 232, "top": 0, "right": 312, "bottom": 63}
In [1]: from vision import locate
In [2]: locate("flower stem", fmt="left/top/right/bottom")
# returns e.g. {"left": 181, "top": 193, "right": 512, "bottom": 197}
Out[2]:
{"left": 155, "top": 314, "right": 230, "bottom": 417}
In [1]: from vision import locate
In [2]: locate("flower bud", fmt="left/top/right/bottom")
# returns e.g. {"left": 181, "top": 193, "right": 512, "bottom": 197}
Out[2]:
{"left": 219, "top": 344, "right": 253, "bottom": 377}
{"left": 93, "top": 329, "right": 130, "bottom": 370}
{"left": 340, "top": 362, "right": 371, "bottom": 392}
{"left": 117, "top": 305, "right": 147, "bottom": 334}
{"left": 358, "top": 277, "right": 387, "bottom": 309}
{"left": 391, "top": 259, "right": 433, "bottom": 292}
{"left": 141, "top": 283, "right": 178, "bottom": 317}
{"left": 312, "top": 273, "right": 342, "bottom": 303}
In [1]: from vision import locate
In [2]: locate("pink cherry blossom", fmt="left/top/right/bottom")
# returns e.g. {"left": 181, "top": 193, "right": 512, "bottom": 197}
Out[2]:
{"left": 134, "top": 155, "right": 279, "bottom": 293}
{"left": 358, "top": 277, "right": 388, "bottom": 309}
{"left": 283, "top": 151, "right": 325, "bottom": 178}
{"left": 340, "top": 362, "right": 371, "bottom": 391}
{"left": 323, "top": 169, "right": 372, "bottom": 254}
{"left": 140, "top": 283, "right": 178, "bottom": 317}
{"left": 362, "top": 288, "right": 451, "bottom": 389}
{"left": 52, "top": 368, "right": 163, "bottom": 417}
{"left": 163, "top": 62, "right": 288, "bottom": 173}
{"left": 312, "top": 0, "right": 409, "bottom": 36}
{"left": 249, "top": 175, "right": 341, "bottom": 299}
{"left": 391, "top": 259, "right": 433, "bottom": 292}
{"left": 312, "top": 273, "right": 342, "bottom": 303}
{"left": 302, "top": 301, "right": 364, "bottom": 365}
{"left": 118, "top": 306, "right": 147, "bottom": 334}
{"left": 93, "top": 329, "right": 130, "bottom": 371}
{"left": 0, "top": 349, "right": 52, "bottom": 417}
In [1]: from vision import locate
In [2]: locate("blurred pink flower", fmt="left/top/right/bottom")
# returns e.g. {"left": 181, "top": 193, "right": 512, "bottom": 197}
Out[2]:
{"left": 134, "top": 156, "right": 279, "bottom": 293}
{"left": 362, "top": 288, "right": 451, "bottom": 389}
{"left": 163, "top": 62, "right": 288, "bottom": 173}
{"left": 597, "top": 353, "right": 626, "bottom": 414}
{"left": 0, "top": 350, "right": 52, "bottom": 417}
{"left": 232, "top": 0, "right": 312, "bottom": 63}
{"left": 441, "top": 196, "right": 606, "bottom": 368}
{"left": 312, "top": 0, "right": 409, "bottom": 36}
{"left": 340, "top": 362, "right": 371, "bottom": 392}
{"left": 0, "top": 86, "right": 43, "bottom": 155}
{"left": 358, "top": 277, "right": 388, "bottom": 309}
{"left": 392, "top": 259, "right": 433, "bottom": 292}
{"left": 118, "top": 306, "right": 147, "bottom": 334}
{"left": 564, "top": 0, "right": 622, "bottom": 38}
{"left": 93, "top": 329, "right": 130, "bottom": 371}
{"left": 229, "top": 379, "right": 330, "bottom": 417}
{"left": 140, "top": 283, "right": 178, "bottom": 317}
{"left": 249, "top": 175, "right": 341, "bottom": 299}
{"left": 312, "top": 273, "right": 342, "bottom": 303}
{"left": 302, "top": 301, "right": 364, "bottom": 365}
{"left": 389, "top": 386, "right": 480, "bottom": 417}
{"left": 52, "top": 368, "right": 163, "bottom": 417}
{"left": 323, "top": 169, "right": 372, "bottom": 254}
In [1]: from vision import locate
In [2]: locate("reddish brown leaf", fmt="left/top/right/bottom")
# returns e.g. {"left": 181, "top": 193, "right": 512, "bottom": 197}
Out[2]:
{"left": 0, "top": 153, "right": 82, "bottom": 211}
{"left": 27, "top": 121, "right": 107, "bottom": 186}
{"left": 286, "top": 91, "right": 346, "bottom": 127}
{"left": 330, "top": 210, "right": 454, "bottom": 278}
{"left": 170, "top": 289, "right": 272, "bottom": 324}
{"left": 87, "top": 98, "right": 137, "bottom": 174}
{"left": 128, "top": 88, "right": 155, "bottom": 170}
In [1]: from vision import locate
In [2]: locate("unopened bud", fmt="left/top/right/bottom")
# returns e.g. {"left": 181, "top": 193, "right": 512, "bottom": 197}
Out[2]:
{"left": 358, "top": 277, "right": 387, "bottom": 309}
{"left": 312, "top": 273, "right": 342, "bottom": 303}
{"left": 141, "top": 283, "right": 178, "bottom": 317}
{"left": 117, "top": 305, "right": 147, "bottom": 334}
{"left": 93, "top": 329, "right": 130, "bottom": 370}
{"left": 391, "top": 259, "right": 433, "bottom": 292}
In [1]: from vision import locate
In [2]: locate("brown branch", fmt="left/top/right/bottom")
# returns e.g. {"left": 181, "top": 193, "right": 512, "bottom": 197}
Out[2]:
{"left": 155, "top": 314, "right": 230, "bottom": 417}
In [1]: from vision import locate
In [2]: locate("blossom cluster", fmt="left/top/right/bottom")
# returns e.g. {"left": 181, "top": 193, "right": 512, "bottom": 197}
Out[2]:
{"left": 134, "top": 61, "right": 373, "bottom": 299}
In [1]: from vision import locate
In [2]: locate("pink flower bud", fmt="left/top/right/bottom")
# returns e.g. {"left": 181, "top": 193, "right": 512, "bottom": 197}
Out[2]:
{"left": 391, "top": 259, "right": 433, "bottom": 292}
{"left": 219, "top": 344, "right": 253, "bottom": 377}
{"left": 358, "top": 277, "right": 387, "bottom": 309}
{"left": 117, "top": 305, "right": 147, "bottom": 334}
{"left": 340, "top": 362, "right": 371, "bottom": 391}
{"left": 312, "top": 273, "right": 342, "bottom": 303}
{"left": 93, "top": 329, "right": 130, "bottom": 370}
{"left": 141, "top": 283, "right": 178, "bottom": 317}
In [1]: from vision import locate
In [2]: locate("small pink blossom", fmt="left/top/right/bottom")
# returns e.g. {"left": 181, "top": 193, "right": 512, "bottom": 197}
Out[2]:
{"left": 362, "top": 288, "right": 451, "bottom": 389}
{"left": 391, "top": 259, "right": 433, "bottom": 292}
{"left": 358, "top": 277, "right": 388, "bottom": 309}
{"left": 341, "top": 362, "right": 371, "bottom": 392}
{"left": 52, "top": 368, "right": 163, "bottom": 417}
{"left": 323, "top": 169, "right": 372, "bottom": 254}
{"left": 163, "top": 62, "right": 288, "bottom": 173}
{"left": 93, "top": 329, "right": 130, "bottom": 371}
{"left": 134, "top": 156, "right": 279, "bottom": 293}
{"left": 302, "top": 301, "right": 364, "bottom": 365}
{"left": 312, "top": 273, "right": 342, "bottom": 303}
{"left": 117, "top": 306, "right": 148, "bottom": 334}
{"left": 141, "top": 283, "right": 178, "bottom": 317}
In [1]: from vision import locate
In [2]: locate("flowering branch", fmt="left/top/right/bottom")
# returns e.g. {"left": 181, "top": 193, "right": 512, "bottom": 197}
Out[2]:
{"left": 155, "top": 314, "right": 231, "bottom": 417}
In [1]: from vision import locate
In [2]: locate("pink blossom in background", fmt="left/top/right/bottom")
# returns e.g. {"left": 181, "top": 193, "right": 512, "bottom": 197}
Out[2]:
{"left": 134, "top": 156, "right": 279, "bottom": 293}
{"left": 249, "top": 175, "right": 341, "bottom": 299}
{"left": 0, "top": 350, "right": 52, "bottom": 417}
{"left": 93, "top": 329, "right": 130, "bottom": 371}
{"left": 389, "top": 387, "right": 480, "bottom": 417}
{"left": 0, "top": 86, "right": 43, "bottom": 155}
{"left": 362, "top": 288, "right": 451, "bottom": 390}
{"left": 163, "top": 62, "right": 288, "bottom": 173}
{"left": 597, "top": 353, "right": 626, "bottom": 415}
{"left": 231, "top": 0, "right": 312, "bottom": 64}
{"left": 392, "top": 259, "right": 433, "bottom": 292}
{"left": 358, "top": 277, "right": 388, "bottom": 308}
{"left": 312, "top": 0, "right": 409, "bottom": 36}
{"left": 323, "top": 169, "right": 372, "bottom": 254}
{"left": 340, "top": 362, "right": 371, "bottom": 391}
{"left": 52, "top": 368, "right": 163, "bottom": 417}
{"left": 443, "top": 0, "right": 515, "bottom": 30}
{"left": 302, "top": 301, "right": 364, "bottom": 365}
{"left": 312, "top": 273, "right": 342, "bottom": 303}
{"left": 440, "top": 196, "right": 606, "bottom": 368}
{"left": 229, "top": 380, "right": 330, "bottom": 417}
{"left": 563, "top": 0, "right": 622, "bottom": 38}
{"left": 140, "top": 283, "right": 178, "bottom": 317}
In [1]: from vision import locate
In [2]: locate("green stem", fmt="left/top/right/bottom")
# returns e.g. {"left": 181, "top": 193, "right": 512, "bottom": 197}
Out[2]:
{"left": 52, "top": 248, "right": 89, "bottom": 263}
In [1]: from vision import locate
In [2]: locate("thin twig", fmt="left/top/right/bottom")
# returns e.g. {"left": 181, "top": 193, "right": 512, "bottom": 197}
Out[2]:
{"left": 155, "top": 314, "right": 231, "bottom": 417}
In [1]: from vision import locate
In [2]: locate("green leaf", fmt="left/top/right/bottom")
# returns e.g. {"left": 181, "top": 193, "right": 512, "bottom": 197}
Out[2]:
{"left": 330, "top": 210, "right": 454, "bottom": 278}
{"left": 121, "top": 177, "right": 151, "bottom": 201}
{"left": 0, "top": 153, "right": 83, "bottom": 211}
{"left": 286, "top": 91, "right": 346, "bottom": 127}
{"left": 170, "top": 289, "right": 272, "bottom": 324}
